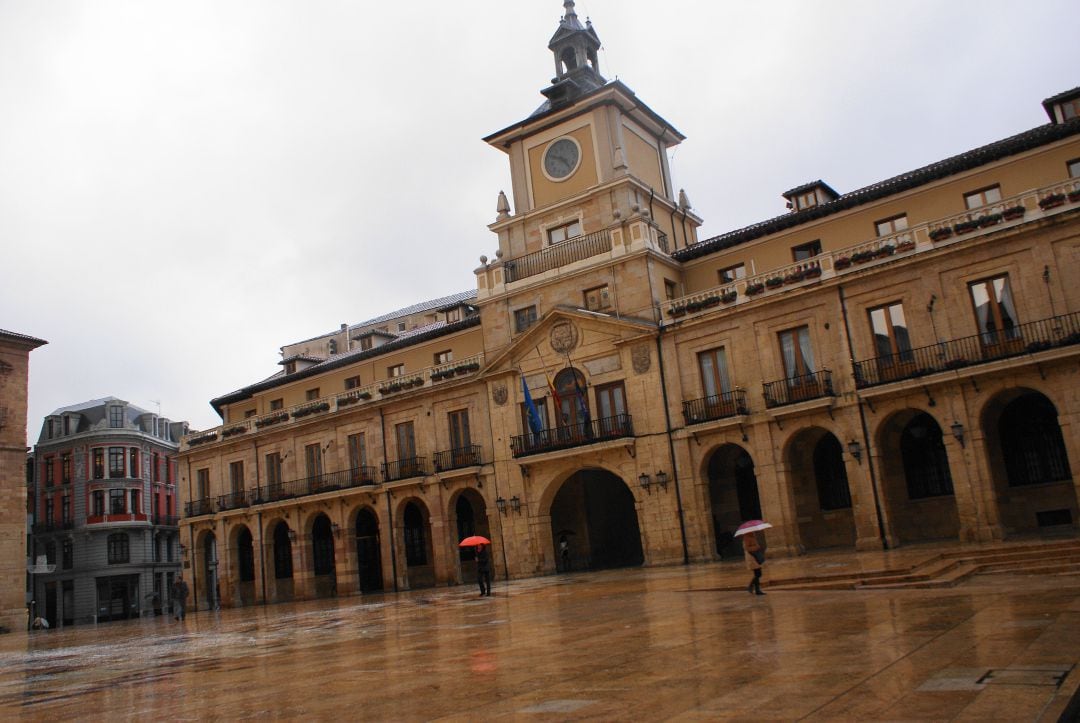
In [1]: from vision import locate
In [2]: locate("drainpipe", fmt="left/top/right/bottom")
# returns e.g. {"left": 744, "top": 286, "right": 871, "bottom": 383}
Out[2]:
{"left": 655, "top": 319, "right": 690, "bottom": 564}
{"left": 188, "top": 523, "right": 197, "bottom": 611}
{"left": 380, "top": 407, "right": 399, "bottom": 592}
{"left": 837, "top": 285, "right": 888, "bottom": 549}
{"left": 257, "top": 510, "right": 267, "bottom": 606}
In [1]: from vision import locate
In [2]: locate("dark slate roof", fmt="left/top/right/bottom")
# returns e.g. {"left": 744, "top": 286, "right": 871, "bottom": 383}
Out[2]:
{"left": 0, "top": 328, "right": 47, "bottom": 346}
{"left": 782, "top": 180, "right": 839, "bottom": 200}
{"left": 211, "top": 315, "right": 482, "bottom": 414}
{"left": 674, "top": 116, "right": 1080, "bottom": 263}
{"left": 279, "top": 354, "right": 323, "bottom": 365}
{"left": 1043, "top": 86, "right": 1080, "bottom": 108}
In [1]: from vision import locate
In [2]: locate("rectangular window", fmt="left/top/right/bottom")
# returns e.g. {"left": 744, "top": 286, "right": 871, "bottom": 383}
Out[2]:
{"left": 109, "top": 406, "right": 124, "bottom": 428}
{"left": 165, "top": 456, "right": 172, "bottom": 484}
{"left": 520, "top": 397, "right": 549, "bottom": 433}
{"left": 397, "top": 321, "right": 406, "bottom": 332}
{"left": 1068, "top": 158, "right": 1080, "bottom": 179}
{"left": 388, "top": 364, "right": 405, "bottom": 378}
{"left": 964, "top": 185, "right": 1002, "bottom": 210}
{"left": 130, "top": 489, "right": 140, "bottom": 514}
{"left": 868, "top": 302, "right": 913, "bottom": 361}
{"left": 448, "top": 409, "right": 471, "bottom": 449}
{"left": 107, "top": 534, "right": 129, "bottom": 564}
{"left": 109, "top": 488, "right": 126, "bottom": 515}
{"left": 791, "top": 240, "right": 822, "bottom": 262}
{"left": 698, "top": 347, "right": 732, "bottom": 399}
{"left": 583, "top": 285, "right": 611, "bottom": 311}
{"left": 547, "top": 219, "right": 582, "bottom": 244}
{"left": 93, "top": 449, "right": 105, "bottom": 479}
{"left": 875, "top": 214, "right": 909, "bottom": 237}
{"left": 62, "top": 540, "right": 73, "bottom": 570}
{"left": 347, "top": 433, "right": 366, "bottom": 471}
{"left": 778, "top": 326, "right": 816, "bottom": 379}
{"left": 969, "top": 275, "right": 1020, "bottom": 347}
{"left": 61, "top": 453, "right": 71, "bottom": 484}
{"left": 63, "top": 416, "right": 70, "bottom": 435}
{"left": 152, "top": 452, "right": 160, "bottom": 482}
{"left": 446, "top": 307, "right": 461, "bottom": 323}
{"left": 305, "top": 388, "right": 320, "bottom": 401}
{"left": 44, "top": 457, "right": 54, "bottom": 486}
{"left": 229, "top": 461, "right": 244, "bottom": 493}
{"left": 664, "top": 280, "right": 678, "bottom": 301}
{"left": 718, "top": 264, "right": 746, "bottom": 285}
{"left": 196, "top": 468, "right": 210, "bottom": 500}
{"left": 44, "top": 497, "right": 54, "bottom": 525}
{"left": 265, "top": 453, "right": 282, "bottom": 487}
{"left": 514, "top": 305, "right": 538, "bottom": 333}
{"left": 595, "top": 382, "right": 627, "bottom": 421}
{"left": 344, "top": 375, "right": 362, "bottom": 390}
{"left": 92, "top": 490, "right": 105, "bottom": 516}
{"left": 61, "top": 494, "right": 70, "bottom": 524}
{"left": 360, "top": 336, "right": 373, "bottom": 351}
{"left": 395, "top": 421, "right": 416, "bottom": 459}
{"left": 270, "top": 398, "right": 284, "bottom": 411}
{"left": 108, "top": 447, "right": 125, "bottom": 478}
{"left": 129, "top": 448, "right": 139, "bottom": 478}
{"left": 45, "top": 541, "right": 56, "bottom": 566}
{"left": 304, "top": 443, "right": 323, "bottom": 479}
{"left": 244, "top": 409, "right": 257, "bottom": 418}
{"left": 434, "top": 350, "right": 453, "bottom": 365}
{"left": 797, "top": 191, "right": 817, "bottom": 210}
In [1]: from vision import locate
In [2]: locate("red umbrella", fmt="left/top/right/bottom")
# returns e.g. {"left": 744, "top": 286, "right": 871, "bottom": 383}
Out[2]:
{"left": 459, "top": 535, "right": 491, "bottom": 547}
{"left": 733, "top": 520, "right": 772, "bottom": 537}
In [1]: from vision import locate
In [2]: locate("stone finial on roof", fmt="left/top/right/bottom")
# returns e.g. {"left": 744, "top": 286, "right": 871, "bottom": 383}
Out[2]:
{"left": 496, "top": 190, "right": 511, "bottom": 220}
{"left": 562, "top": 0, "right": 581, "bottom": 28}
{"left": 678, "top": 189, "right": 692, "bottom": 211}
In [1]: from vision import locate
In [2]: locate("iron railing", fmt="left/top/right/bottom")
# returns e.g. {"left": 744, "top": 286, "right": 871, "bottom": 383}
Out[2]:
{"left": 217, "top": 490, "right": 250, "bottom": 511}
{"left": 434, "top": 445, "right": 482, "bottom": 472}
{"left": 854, "top": 311, "right": 1080, "bottom": 389}
{"left": 261, "top": 466, "right": 378, "bottom": 502}
{"left": 763, "top": 370, "right": 835, "bottom": 408}
{"left": 683, "top": 389, "right": 749, "bottom": 425}
{"left": 504, "top": 230, "right": 612, "bottom": 283}
{"left": 383, "top": 457, "right": 429, "bottom": 482}
{"left": 185, "top": 498, "right": 215, "bottom": 517}
{"left": 510, "top": 413, "right": 633, "bottom": 458}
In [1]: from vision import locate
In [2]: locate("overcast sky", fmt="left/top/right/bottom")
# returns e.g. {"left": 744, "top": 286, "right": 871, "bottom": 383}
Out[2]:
{"left": 3, "top": 0, "right": 1078, "bottom": 443}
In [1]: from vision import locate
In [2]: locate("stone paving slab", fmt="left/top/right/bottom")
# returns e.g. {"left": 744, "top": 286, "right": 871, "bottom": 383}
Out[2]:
{"left": 1, "top": 542, "right": 1078, "bottom": 721}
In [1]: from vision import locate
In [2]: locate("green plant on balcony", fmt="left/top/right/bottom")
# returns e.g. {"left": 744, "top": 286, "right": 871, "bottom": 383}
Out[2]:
{"left": 803, "top": 266, "right": 823, "bottom": 278}
{"left": 929, "top": 227, "right": 953, "bottom": 242}
{"left": 721, "top": 290, "right": 738, "bottom": 303}
{"left": 834, "top": 256, "right": 852, "bottom": 270}
{"left": 746, "top": 282, "right": 765, "bottom": 296}
{"left": 976, "top": 212, "right": 1003, "bottom": 228}
{"left": 255, "top": 411, "right": 289, "bottom": 428}
{"left": 851, "top": 250, "right": 874, "bottom": 264}
{"left": 1039, "top": 193, "right": 1066, "bottom": 210}
{"left": 765, "top": 276, "right": 784, "bottom": 289}
{"left": 953, "top": 218, "right": 980, "bottom": 234}
{"left": 222, "top": 425, "right": 246, "bottom": 438}
{"left": 337, "top": 395, "right": 360, "bottom": 407}
{"left": 669, "top": 304, "right": 687, "bottom": 317}
{"left": 359, "top": 391, "right": 372, "bottom": 399}
{"left": 783, "top": 270, "right": 805, "bottom": 284}
{"left": 876, "top": 244, "right": 896, "bottom": 257}
{"left": 1002, "top": 205, "right": 1026, "bottom": 220}
{"left": 1068, "top": 189, "right": 1080, "bottom": 203}
{"left": 895, "top": 239, "right": 916, "bottom": 253}
{"left": 701, "top": 294, "right": 722, "bottom": 308}
{"left": 188, "top": 433, "right": 218, "bottom": 446}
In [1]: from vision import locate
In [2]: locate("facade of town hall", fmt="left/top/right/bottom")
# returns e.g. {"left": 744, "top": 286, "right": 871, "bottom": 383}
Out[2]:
{"left": 177, "top": 3, "right": 1080, "bottom": 610}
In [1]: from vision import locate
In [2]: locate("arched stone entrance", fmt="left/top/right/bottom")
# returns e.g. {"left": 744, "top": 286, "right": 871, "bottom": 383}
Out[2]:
{"left": 983, "top": 389, "right": 1076, "bottom": 534}
{"left": 878, "top": 410, "right": 959, "bottom": 544}
{"left": 548, "top": 468, "right": 643, "bottom": 571}
{"left": 271, "top": 520, "right": 294, "bottom": 601}
{"left": 355, "top": 507, "right": 383, "bottom": 593}
{"left": 402, "top": 500, "right": 435, "bottom": 589}
{"left": 786, "top": 428, "right": 855, "bottom": 550}
{"left": 311, "top": 513, "right": 337, "bottom": 598}
{"left": 452, "top": 489, "right": 490, "bottom": 584}
{"left": 201, "top": 532, "right": 218, "bottom": 610}
{"left": 706, "top": 444, "right": 762, "bottom": 559}
{"left": 233, "top": 525, "right": 256, "bottom": 606}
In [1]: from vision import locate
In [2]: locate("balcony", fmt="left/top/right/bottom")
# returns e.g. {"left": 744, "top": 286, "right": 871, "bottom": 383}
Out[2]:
{"left": 218, "top": 490, "right": 250, "bottom": 511}
{"left": 383, "top": 457, "right": 429, "bottom": 482}
{"left": 185, "top": 499, "right": 215, "bottom": 517}
{"left": 151, "top": 515, "right": 179, "bottom": 527}
{"left": 262, "top": 466, "right": 378, "bottom": 502}
{"left": 510, "top": 414, "right": 634, "bottom": 458}
{"left": 504, "top": 230, "right": 612, "bottom": 283}
{"left": 854, "top": 311, "right": 1080, "bottom": 389}
{"left": 683, "top": 389, "right": 749, "bottom": 425}
{"left": 763, "top": 370, "right": 835, "bottom": 409}
{"left": 434, "top": 445, "right": 482, "bottom": 472}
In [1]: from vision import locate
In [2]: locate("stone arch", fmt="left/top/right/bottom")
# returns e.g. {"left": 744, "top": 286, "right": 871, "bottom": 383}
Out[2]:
{"left": 876, "top": 407, "right": 959, "bottom": 544}
{"left": 980, "top": 387, "right": 1077, "bottom": 534}
{"left": 309, "top": 512, "right": 337, "bottom": 598}
{"left": 547, "top": 467, "right": 643, "bottom": 571}
{"left": 351, "top": 504, "right": 383, "bottom": 593}
{"left": 229, "top": 523, "right": 257, "bottom": 607}
{"left": 783, "top": 426, "right": 856, "bottom": 550}
{"left": 448, "top": 488, "right": 491, "bottom": 584}
{"left": 195, "top": 528, "right": 219, "bottom": 610}
{"left": 269, "top": 519, "right": 294, "bottom": 602}
{"left": 397, "top": 497, "right": 435, "bottom": 589}
{"left": 703, "top": 443, "right": 762, "bottom": 559}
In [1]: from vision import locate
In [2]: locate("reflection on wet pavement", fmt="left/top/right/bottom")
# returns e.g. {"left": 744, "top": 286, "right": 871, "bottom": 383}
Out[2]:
{"left": 2, "top": 549, "right": 1078, "bottom": 720}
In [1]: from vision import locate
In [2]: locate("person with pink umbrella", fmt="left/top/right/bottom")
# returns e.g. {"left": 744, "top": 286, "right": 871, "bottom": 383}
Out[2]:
{"left": 735, "top": 520, "right": 772, "bottom": 596}
{"left": 460, "top": 535, "right": 493, "bottom": 597}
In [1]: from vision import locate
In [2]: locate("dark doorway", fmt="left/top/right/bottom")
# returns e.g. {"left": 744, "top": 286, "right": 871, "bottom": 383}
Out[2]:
{"left": 355, "top": 508, "right": 383, "bottom": 593}
{"left": 403, "top": 502, "right": 435, "bottom": 588}
{"left": 901, "top": 413, "right": 954, "bottom": 500}
{"left": 707, "top": 445, "right": 762, "bottom": 558}
{"left": 62, "top": 580, "right": 74, "bottom": 627}
{"left": 789, "top": 429, "right": 855, "bottom": 550}
{"left": 236, "top": 527, "right": 256, "bottom": 606}
{"left": 549, "top": 469, "right": 643, "bottom": 571}
{"left": 454, "top": 489, "right": 490, "bottom": 583}
{"left": 312, "top": 514, "right": 336, "bottom": 598}
{"left": 202, "top": 533, "right": 218, "bottom": 610}
{"left": 272, "top": 521, "right": 294, "bottom": 601}
{"left": 1000, "top": 394, "right": 1072, "bottom": 488}
{"left": 95, "top": 574, "right": 139, "bottom": 622}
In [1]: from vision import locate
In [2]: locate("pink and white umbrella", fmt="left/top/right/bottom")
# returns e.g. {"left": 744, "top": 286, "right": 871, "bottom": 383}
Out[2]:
{"left": 733, "top": 520, "right": 773, "bottom": 537}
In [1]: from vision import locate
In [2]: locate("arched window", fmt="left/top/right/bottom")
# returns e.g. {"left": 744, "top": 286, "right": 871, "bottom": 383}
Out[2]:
{"left": 560, "top": 47, "right": 577, "bottom": 73}
{"left": 1000, "top": 394, "right": 1072, "bottom": 486}
{"left": 901, "top": 413, "right": 954, "bottom": 499}
{"left": 554, "top": 367, "right": 590, "bottom": 429}
{"left": 107, "top": 533, "right": 129, "bottom": 564}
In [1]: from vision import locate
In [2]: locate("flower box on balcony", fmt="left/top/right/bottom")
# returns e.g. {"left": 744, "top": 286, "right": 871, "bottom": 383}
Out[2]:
{"left": 701, "top": 295, "right": 722, "bottom": 308}
{"left": 953, "top": 219, "right": 980, "bottom": 235}
{"left": 359, "top": 391, "right": 372, "bottom": 399}
{"left": 895, "top": 240, "right": 916, "bottom": 253}
{"left": 765, "top": 276, "right": 784, "bottom": 289}
{"left": 669, "top": 305, "right": 687, "bottom": 317}
{"left": 1002, "top": 205, "right": 1026, "bottom": 220}
{"left": 291, "top": 402, "right": 330, "bottom": 419}
{"left": 876, "top": 244, "right": 896, "bottom": 257}
{"left": 783, "top": 270, "right": 805, "bottom": 285}
{"left": 188, "top": 434, "right": 218, "bottom": 447}
{"left": 851, "top": 250, "right": 874, "bottom": 264}
{"left": 929, "top": 227, "right": 953, "bottom": 242}
{"left": 1068, "top": 190, "right": 1080, "bottom": 203}
{"left": 721, "top": 290, "right": 738, "bottom": 304}
{"left": 834, "top": 256, "right": 852, "bottom": 270}
{"left": 337, "top": 395, "right": 360, "bottom": 407}
{"left": 977, "top": 212, "right": 1003, "bottom": 228}
{"left": 746, "top": 283, "right": 765, "bottom": 296}
{"left": 222, "top": 426, "right": 246, "bottom": 438}
{"left": 255, "top": 412, "right": 289, "bottom": 428}
{"left": 803, "top": 266, "right": 822, "bottom": 279}
{"left": 1039, "top": 193, "right": 1066, "bottom": 210}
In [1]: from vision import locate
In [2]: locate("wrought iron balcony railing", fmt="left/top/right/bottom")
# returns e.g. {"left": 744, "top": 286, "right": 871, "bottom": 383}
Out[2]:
{"left": 260, "top": 466, "right": 378, "bottom": 502}
{"left": 504, "top": 230, "right": 612, "bottom": 283}
{"left": 383, "top": 457, "right": 429, "bottom": 482}
{"left": 854, "top": 311, "right": 1080, "bottom": 389}
{"left": 185, "top": 498, "right": 215, "bottom": 517}
{"left": 510, "top": 413, "right": 634, "bottom": 458}
{"left": 434, "top": 445, "right": 482, "bottom": 472}
{"left": 218, "top": 490, "right": 250, "bottom": 511}
{"left": 763, "top": 370, "right": 835, "bottom": 409}
{"left": 683, "top": 389, "right": 749, "bottom": 425}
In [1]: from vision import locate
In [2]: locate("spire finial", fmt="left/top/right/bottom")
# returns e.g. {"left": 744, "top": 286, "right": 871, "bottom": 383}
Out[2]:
{"left": 563, "top": 1, "right": 578, "bottom": 23}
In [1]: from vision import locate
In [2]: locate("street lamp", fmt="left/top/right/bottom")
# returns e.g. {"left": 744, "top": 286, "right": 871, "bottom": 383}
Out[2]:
{"left": 847, "top": 439, "right": 862, "bottom": 464}
{"left": 950, "top": 421, "right": 965, "bottom": 448}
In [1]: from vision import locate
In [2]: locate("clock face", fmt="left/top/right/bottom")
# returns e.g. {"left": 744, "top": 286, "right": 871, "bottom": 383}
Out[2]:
{"left": 543, "top": 137, "right": 580, "bottom": 180}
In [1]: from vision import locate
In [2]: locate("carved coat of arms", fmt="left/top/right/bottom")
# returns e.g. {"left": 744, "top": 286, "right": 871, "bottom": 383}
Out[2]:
{"left": 549, "top": 321, "right": 579, "bottom": 354}
{"left": 632, "top": 344, "right": 651, "bottom": 374}
{"left": 492, "top": 384, "right": 508, "bottom": 406}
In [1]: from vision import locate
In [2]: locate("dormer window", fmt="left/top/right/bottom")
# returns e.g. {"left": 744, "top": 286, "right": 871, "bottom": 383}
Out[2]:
{"left": 285, "top": 361, "right": 296, "bottom": 374}
{"left": 1042, "top": 88, "right": 1080, "bottom": 124}
{"left": 109, "top": 406, "right": 124, "bottom": 428}
{"left": 782, "top": 181, "right": 840, "bottom": 213}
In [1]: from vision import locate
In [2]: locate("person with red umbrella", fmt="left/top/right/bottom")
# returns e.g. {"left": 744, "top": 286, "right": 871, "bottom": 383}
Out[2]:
{"left": 460, "top": 535, "right": 493, "bottom": 597}
{"left": 734, "top": 520, "right": 772, "bottom": 596}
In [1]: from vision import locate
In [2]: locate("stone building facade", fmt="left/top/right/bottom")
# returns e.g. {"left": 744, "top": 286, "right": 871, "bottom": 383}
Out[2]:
{"left": 0, "top": 329, "right": 46, "bottom": 632}
{"left": 28, "top": 398, "right": 187, "bottom": 626}
{"left": 178, "top": 3, "right": 1080, "bottom": 609}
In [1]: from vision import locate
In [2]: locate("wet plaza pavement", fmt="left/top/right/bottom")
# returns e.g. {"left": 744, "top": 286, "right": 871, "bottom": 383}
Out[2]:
{"left": 2, "top": 542, "right": 1079, "bottom": 721}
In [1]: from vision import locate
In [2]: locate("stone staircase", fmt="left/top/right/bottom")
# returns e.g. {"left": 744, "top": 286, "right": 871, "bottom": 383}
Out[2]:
{"left": 736, "top": 539, "right": 1080, "bottom": 592}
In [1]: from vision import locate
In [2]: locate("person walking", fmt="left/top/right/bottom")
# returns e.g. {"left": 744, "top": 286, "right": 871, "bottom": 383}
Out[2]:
{"left": 171, "top": 574, "right": 190, "bottom": 620}
{"left": 558, "top": 534, "right": 570, "bottom": 572}
{"left": 475, "top": 544, "right": 492, "bottom": 597}
{"left": 743, "top": 531, "right": 766, "bottom": 596}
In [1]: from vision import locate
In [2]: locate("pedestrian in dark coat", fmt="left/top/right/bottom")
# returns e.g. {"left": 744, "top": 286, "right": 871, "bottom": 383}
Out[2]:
{"left": 171, "top": 575, "right": 190, "bottom": 620}
{"left": 743, "top": 532, "right": 766, "bottom": 596}
{"left": 475, "top": 544, "right": 492, "bottom": 597}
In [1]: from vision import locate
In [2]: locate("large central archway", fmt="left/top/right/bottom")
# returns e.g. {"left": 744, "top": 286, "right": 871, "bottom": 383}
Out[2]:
{"left": 453, "top": 489, "right": 491, "bottom": 584}
{"left": 785, "top": 428, "right": 855, "bottom": 550}
{"left": 549, "top": 469, "right": 643, "bottom": 571}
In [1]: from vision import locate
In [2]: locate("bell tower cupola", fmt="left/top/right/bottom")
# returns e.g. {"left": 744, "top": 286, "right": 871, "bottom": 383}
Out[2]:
{"left": 542, "top": 1, "right": 605, "bottom": 109}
